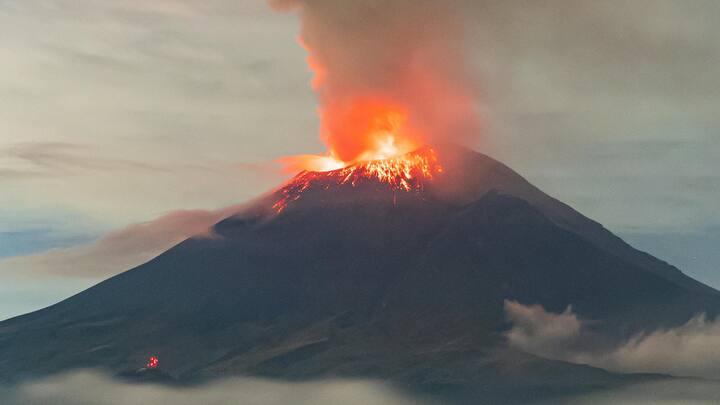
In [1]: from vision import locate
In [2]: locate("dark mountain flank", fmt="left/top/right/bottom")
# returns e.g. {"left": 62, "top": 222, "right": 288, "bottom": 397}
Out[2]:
{"left": 1, "top": 144, "right": 718, "bottom": 402}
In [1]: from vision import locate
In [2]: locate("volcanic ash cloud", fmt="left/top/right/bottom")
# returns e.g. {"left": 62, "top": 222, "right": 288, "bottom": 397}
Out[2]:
{"left": 268, "top": 0, "right": 482, "bottom": 166}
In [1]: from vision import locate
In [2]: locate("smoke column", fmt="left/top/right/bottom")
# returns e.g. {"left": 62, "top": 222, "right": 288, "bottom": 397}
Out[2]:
{"left": 269, "top": 0, "right": 482, "bottom": 166}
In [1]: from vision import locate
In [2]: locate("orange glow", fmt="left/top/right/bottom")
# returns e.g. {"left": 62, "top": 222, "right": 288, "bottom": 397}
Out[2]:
{"left": 319, "top": 98, "right": 420, "bottom": 164}
{"left": 283, "top": 98, "right": 424, "bottom": 174}
{"left": 273, "top": 147, "right": 442, "bottom": 213}
{"left": 287, "top": 36, "right": 426, "bottom": 174}
{"left": 279, "top": 33, "right": 443, "bottom": 207}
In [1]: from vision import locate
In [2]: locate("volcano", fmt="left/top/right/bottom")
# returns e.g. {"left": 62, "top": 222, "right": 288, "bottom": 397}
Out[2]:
{"left": 1, "top": 144, "right": 719, "bottom": 402}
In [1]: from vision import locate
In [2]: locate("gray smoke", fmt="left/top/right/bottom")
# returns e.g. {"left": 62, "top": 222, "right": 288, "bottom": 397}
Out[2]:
{"left": 267, "top": 0, "right": 482, "bottom": 161}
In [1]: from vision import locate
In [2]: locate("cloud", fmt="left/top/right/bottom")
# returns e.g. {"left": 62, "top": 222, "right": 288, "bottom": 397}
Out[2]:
{"left": 0, "top": 204, "right": 249, "bottom": 279}
{"left": 0, "top": 201, "right": 265, "bottom": 320}
{"left": 3, "top": 369, "right": 720, "bottom": 405}
{"left": 555, "top": 379, "right": 720, "bottom": 405}
{"left": 0, "top": 142, "right": 281, "bottom": 181}
{"left": 597, "top": 315, "right": 720, "bottom": 379}
{"left": 505, "top": 300, "right": 720, "bottom": 380}
{"left": 0, "top": 142, "right": 165, "bottom": 178}
{"left": 0, "top": 371, "right": 425, "bottom": 405}
{"left": 504, "top": 300, "right": 582, "bottom": 358}
{"left": 0, "top": 0, "right": 303, "bottom": 229}
{"left": 0, "top": 228, "right": 94, "bottom": 260}
{"left": 460, "top": 0, "right": 720, "bottom": 233}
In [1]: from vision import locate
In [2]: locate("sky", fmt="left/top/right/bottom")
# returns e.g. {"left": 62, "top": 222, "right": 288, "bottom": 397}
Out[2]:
{"left": 0, "top": 0, "right": 719, "bottom": 320}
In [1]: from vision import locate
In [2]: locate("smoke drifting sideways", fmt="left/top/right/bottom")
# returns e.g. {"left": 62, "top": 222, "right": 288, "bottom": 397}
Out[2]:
{"left": 268, "top": 0, "right": 482, "bottom": 168}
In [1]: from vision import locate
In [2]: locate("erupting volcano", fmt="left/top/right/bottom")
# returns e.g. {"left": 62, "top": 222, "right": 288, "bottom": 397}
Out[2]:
{"left": 2, "top": 1, "right": 718, "bottom": 403}
{"left": 278, "top": 0, "right": 481, "bottom": 191}
{"left": 274, "top": 59, "right": 450, "bottom": 211}
{"left": 275, "top": 40, "right": 461, "bottom": 213}
{"left": 274, "top": 146, "right": 443, "bottom": 212}
{"left": 3, "top": 142, "right": 720, "bottom": 403}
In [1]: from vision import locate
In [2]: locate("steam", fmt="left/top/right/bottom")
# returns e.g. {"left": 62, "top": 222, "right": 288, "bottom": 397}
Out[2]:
{"left": 268, "top": 0, "right": 482, "bottom": 162}
{"left": 505, "top": 300, "right": 720, "bottom": 380}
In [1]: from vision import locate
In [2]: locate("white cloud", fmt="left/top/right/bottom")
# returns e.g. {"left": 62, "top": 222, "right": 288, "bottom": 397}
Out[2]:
{"left": 0, "top": 203, "right": 250, "bottom": 279}
{"left": 556, "top": 379, "right": 720, "bottom": 405}
{"left": 3, "top": 368, "right": 720, "bottom": 405}
{"left": 598, "top": 315, "right": 720, "bottom": 379}
{"left": 0, "top": 202, "right": 257, "bottom": 320}
{"left": 0, "top": 371, "right": 425, "bottom": 405}
{"left": 505, "top": 300, "right": 720, "bottom": 380}
{"left": 504, "top": 300, "right": 581, "bottom": 358}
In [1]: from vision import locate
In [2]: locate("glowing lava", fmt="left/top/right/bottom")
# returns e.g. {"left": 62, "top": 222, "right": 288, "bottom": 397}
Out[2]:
{"left": 275, "top": 31, "right": 450, "bottom": 212}
{"left": 280, "top": 99, "right": 423, "bottom": 173}
{"left": 146, "top": 356, "right": 159, "bottom": 369}
{"left": 273, "top": 147, "right": 442, "bottom": 213}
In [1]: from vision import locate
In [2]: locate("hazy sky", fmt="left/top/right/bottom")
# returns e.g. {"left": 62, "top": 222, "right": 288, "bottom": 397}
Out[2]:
{"left": 0, "top": 0, "right": 719, "bottom": 319}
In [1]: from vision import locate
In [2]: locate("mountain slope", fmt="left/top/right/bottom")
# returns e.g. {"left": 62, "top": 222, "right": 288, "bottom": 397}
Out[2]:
{"left": 0, "top": 145, "right": 717, "bottom": 402}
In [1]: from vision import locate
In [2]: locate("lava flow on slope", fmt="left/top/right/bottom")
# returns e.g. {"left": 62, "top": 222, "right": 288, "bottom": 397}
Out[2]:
{"left": 273, "top": 147, "right": 443, "bottom": 213}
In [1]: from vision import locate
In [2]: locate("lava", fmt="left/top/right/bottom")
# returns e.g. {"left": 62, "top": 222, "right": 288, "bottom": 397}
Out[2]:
{"left": 275, "top": 7, "right": 459, "bottom": 209}
{"left": 146, "top": 356, "right": 159, "bottom": 369}
{"left": 281, "top": 99, "right": 423, "bottom": 174}
{"left": 273, "top": 147, "right": 442, "bottom": 213}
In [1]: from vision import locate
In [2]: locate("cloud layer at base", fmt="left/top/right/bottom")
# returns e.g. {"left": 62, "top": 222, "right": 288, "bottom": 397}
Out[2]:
{"left": 0, "top": 371, "right": 424, "bottom": 405}
{"left": 3, "top": 370, "right": 720, "bottom": 405}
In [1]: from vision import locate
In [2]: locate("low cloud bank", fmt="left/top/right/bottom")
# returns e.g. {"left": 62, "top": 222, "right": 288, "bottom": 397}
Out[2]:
{"left": 505, "top": 300, "right": 720, "bottom": 380}
{"left": 3, "top": 369, "right": 720, "bottom": 405}
{"left": 0, "top": 204, "right": 251, "bottom": 279}
{"left": 0, "top": 371, "right": 424, "bottom": 405}
{"left": 0, "top": 203, "right": 261, "bottom": 320}
{"left": 555, "top": 379, "right": 720, "bottom": 405}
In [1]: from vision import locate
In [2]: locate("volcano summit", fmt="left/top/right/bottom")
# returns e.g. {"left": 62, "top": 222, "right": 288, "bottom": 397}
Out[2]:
{"left": 1, "top": 144, "right": 719, "bottom": 403}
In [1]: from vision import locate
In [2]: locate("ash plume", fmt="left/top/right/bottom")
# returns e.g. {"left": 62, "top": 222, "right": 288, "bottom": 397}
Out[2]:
{"left": 268, "top": 0, "right": 482, "bottom": 162}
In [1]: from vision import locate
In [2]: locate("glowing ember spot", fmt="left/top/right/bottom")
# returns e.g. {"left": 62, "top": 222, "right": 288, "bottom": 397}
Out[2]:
{"left": 273, "top": 148, "right": 442, "bottom": 213}
{"left": 146, "top": 356, "right": 159, "bottom": 369}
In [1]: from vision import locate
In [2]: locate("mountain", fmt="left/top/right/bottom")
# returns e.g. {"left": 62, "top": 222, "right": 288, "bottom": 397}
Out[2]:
{"left": 1, "top": 144, "right": 718, "bottom": 403}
